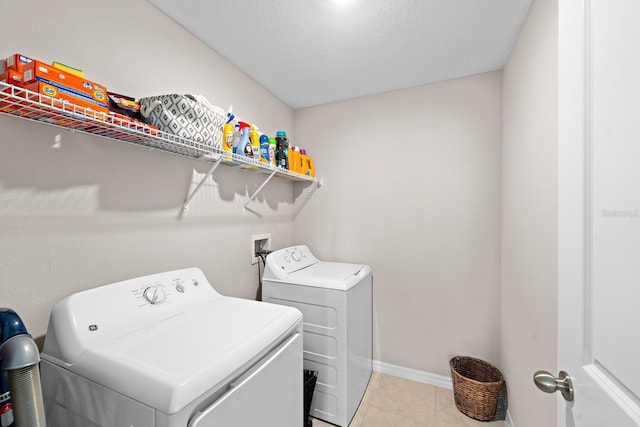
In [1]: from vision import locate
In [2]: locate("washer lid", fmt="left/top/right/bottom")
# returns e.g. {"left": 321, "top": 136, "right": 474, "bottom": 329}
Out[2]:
{"left": 41, "top": 269, "right": 302, "bottom": 415}
{"left": 262, "top": 245, "right": 372, "bottom": 290}
{"left": 272, "top": 261, "right": 372, "bottom": 290}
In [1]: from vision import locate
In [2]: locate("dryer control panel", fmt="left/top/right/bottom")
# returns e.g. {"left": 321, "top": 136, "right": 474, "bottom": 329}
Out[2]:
{"left": 41, "top": 267, "right": 222, "bottom": 365}
{"left": 264, "top": 245, "right": 318, "bottom": 279}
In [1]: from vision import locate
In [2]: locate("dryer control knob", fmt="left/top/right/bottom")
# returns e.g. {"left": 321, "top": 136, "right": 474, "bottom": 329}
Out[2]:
{"left": 143, "top": 285, "right": 166, "bottom": 305}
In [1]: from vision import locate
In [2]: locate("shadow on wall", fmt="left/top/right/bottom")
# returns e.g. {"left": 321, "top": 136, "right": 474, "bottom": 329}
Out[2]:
{"left": 0, "top": 116, "right": 294, "bottom": 216}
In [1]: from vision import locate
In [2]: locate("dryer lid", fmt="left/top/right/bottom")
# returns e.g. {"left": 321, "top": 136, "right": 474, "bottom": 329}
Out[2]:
{"left": 41, "top": 268, "right": 302, "bottom": 415}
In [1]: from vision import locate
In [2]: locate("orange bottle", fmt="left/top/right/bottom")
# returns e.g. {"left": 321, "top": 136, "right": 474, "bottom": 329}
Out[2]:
{"left": 300, "top": 149, "right": 315, "bottom": 177}
{"left": 289, "top": 146, "right": 302, "bottom": 173}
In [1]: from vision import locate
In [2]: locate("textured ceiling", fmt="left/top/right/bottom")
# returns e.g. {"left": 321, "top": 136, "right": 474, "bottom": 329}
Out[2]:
{"left": 149, "top": 0, "right": 533, "bottom": 109}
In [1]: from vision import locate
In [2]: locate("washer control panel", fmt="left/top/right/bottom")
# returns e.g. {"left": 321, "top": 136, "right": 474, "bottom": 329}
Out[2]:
{"left": 264, "top": 245, "right": 318, "bottom": 278}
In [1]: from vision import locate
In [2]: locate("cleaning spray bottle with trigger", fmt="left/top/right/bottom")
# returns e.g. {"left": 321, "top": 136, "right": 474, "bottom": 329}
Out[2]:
{"left": 236, "top": 122, "right": 253, "bottom": 158}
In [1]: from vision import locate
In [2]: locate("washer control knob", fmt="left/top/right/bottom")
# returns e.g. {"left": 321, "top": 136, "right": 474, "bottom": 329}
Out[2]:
{"left": 284, "top": 255, "right": 291, "bottom": 263}
{"left": 143, "top": 286, "right": 166, "bottom": 305}
{"left": 291, "top": 252, "right": 300, "bottom": 262}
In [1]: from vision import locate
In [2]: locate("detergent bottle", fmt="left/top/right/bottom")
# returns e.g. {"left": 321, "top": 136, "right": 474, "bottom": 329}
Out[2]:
{"left": 300, "top": 149, "right": 316, "bottom": 177}
{"left": 289, "top": 146, "right": 302, "bottom": 173}
{"left": 231, "top": 123, "right": 241, "bottom": 155}
{"left": 222, "top": 106, "right": 235, "bottom": 159}
{"left": 236, "top": 122, "right": 253, "bottom": 158}
{"left": 222, "top": 121, "right": 234, "bottom": 159}
{"left": 268, "top": 138, "right": 277, "bottom": 167}
{"left": 259, "top": 134, "right": 270, "bottom": 163}
{"left": 249, "top": 123, "right": 260, "bottom": 160}
{"left": 275, "top": 130, "right": 289, "bottom": 169}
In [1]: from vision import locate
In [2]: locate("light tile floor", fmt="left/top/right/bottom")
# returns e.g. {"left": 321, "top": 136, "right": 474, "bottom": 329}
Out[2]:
{"left": 312, "top": 372, "right": 506, "bottom": 427}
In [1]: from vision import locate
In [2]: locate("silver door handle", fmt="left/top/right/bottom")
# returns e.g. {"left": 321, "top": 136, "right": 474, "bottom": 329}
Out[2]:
{"left": 533, "top": 370, "right": 574, "bottom": 401}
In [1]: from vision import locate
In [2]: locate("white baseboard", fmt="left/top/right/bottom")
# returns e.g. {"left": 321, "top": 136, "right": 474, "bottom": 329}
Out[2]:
{"left": 372, "top": 359, "right": 453, "bottom": 389}
{"left": 372, "top": 360, "right": 514, "bottom": 427}
{"left": 505, "top": 410, "right": 515, "bottom": 427}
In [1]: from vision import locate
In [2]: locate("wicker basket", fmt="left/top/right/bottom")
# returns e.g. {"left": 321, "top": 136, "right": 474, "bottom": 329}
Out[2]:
{"left": 450, "top": 356, "right": 504, "bottom": 421}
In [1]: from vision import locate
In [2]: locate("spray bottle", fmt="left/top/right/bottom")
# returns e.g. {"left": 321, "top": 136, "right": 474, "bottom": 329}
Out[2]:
{"left": 236, "top": 122, "right": 253, "bottom": 158}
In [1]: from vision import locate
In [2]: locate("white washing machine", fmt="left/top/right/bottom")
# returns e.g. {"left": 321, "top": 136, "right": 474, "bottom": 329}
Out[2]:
{"left": 261, "top": 245, "right": 372, "bottom": 427}
{"left": 40, "top": 267, "right": 303, "bottom": 427}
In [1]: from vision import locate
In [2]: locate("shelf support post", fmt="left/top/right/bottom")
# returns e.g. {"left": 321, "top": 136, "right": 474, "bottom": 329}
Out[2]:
{"left": 183, "top": 156, "right": 223, "bottom": 211}
{"left": 244, "top": 169, "right": 278, "bottom": 209}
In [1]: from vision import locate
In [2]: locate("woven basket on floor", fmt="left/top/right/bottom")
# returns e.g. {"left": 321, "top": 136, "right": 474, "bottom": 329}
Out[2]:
{"left": 449, "top": 356, "right": 504, "bottom": 421}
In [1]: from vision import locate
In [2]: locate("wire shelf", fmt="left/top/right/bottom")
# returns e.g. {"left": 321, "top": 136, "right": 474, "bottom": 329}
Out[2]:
{"left": 0, "top": 82, "right": 319, "bottom": 184}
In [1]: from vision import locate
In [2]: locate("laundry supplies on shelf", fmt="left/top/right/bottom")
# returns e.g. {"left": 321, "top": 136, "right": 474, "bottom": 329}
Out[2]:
{"left": 1, "top": 50, "right": 321, "bottom": 211}
{"left": 139, "top": 93, "right": 226, "bottom": 149}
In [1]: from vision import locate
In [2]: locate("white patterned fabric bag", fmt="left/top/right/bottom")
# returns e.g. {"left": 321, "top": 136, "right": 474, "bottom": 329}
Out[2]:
{"left": 139, "top": 94, "right": 225, "bottom": 149}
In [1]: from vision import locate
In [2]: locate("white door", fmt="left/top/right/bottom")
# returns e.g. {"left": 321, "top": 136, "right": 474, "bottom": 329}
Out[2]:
{"left": 557, "top": 0, "right": 640, "bottom": 425}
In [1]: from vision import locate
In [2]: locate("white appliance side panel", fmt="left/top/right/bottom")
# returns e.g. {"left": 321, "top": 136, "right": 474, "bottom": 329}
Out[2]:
{"left": 262, "top": 282, "right": 349, "bottom": 426}
{"left": 187, "top": 333, "right": 303, "bottom": 427}
{"left": 41, "top": 360, "right": 154, "bottom": 427}
{"left": 346, "top": 274, "right": 373, "bottom": 422}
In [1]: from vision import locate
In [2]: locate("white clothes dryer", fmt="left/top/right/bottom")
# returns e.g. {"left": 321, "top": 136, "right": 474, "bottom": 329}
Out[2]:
{"left": 40, "top": 267, "right": 303, "bottom": 427}
{"left": 261, "top": 245, "right": 372, "bottom": 427}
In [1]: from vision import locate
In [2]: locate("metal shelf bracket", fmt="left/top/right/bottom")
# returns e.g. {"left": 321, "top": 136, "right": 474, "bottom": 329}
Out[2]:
{"left": 183, "top": 156, "right": 223, "bottom": 211}
{"left": 244, "top": 169, "right": 278, "bottom": 209}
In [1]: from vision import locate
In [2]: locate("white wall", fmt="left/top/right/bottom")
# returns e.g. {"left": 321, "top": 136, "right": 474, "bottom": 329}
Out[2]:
{"left": 1, "top": 3, "right": 560, "bottom": 424}
{"left": 500, "top": 0, "right": 558, "bottom": 425}
{"left": 0, "top": 0, "right": 297, "bottom": 339}
{"left": 293, "top": 71, "right": 503, "bottom": 376}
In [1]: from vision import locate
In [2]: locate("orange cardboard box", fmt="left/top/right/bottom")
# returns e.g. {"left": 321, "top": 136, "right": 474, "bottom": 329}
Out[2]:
{"left": 0, "top": 70, "right": 25, "bottom": 111}
{"left": 5, "top": 53, "right": 33, "bottom": 73}
{"left": 24, "top": 81, "right": 110, "bottom": 115}
{"left": 22, "top": 60, "right": 108, "bottom": 108}
{"left": 1, "top": 70, "right": 24, "bottom": 87}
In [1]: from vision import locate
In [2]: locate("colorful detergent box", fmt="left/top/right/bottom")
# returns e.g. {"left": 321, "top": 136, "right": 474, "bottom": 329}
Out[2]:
{"left": 24, "top": 81, "right": 110, "bottom": 115}
{"left": 22, "top": 60, "right": 108, "bottom": 109}
{"left": 0, "top": 69, "right": 24, "bottom": 87}
{"left": 5, "top": 53, "right": 33, "bottom": 73}
{"left": 0, "top": 70, "right": 25, "bottom": 110}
